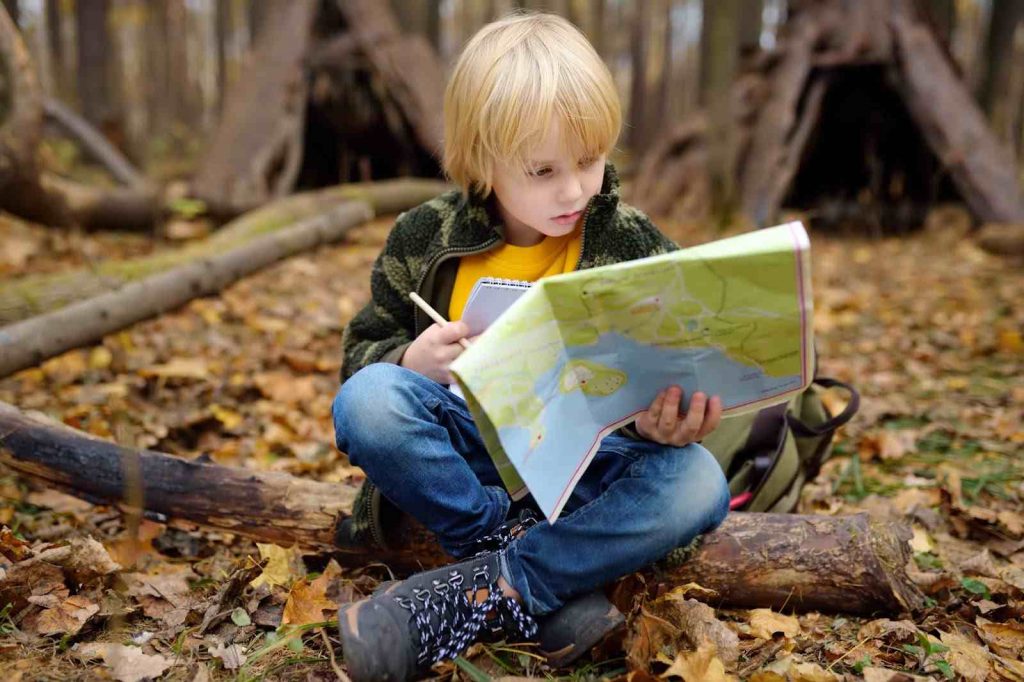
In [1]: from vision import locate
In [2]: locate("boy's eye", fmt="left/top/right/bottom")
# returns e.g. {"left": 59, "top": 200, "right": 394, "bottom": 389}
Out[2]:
{"left": 530, "top": 167, "right": 552, "bottom": 177}
{"left": 578, "top": 157, "right": 597, "bottom": 167}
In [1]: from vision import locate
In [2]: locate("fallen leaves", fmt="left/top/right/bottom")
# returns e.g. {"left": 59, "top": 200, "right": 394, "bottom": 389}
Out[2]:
{"left": 282, "top": 560, "right": 343, "bottom": 626}
{"left": 661, "top": 643, "right": 735, "bottom": 681}
{"left": 748, "top": 609, "right": 801, "bottom": 640}
{"left": 74, "top": 643, "right": 173, "bottom": 682}
{"left": 22, "top": 594, "right": 99, "bottom": 635}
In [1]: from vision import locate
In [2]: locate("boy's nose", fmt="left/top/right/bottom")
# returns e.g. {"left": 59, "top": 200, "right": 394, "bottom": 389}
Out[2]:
{"left": 559, "top": 174, "right": 584, "bottom": 202}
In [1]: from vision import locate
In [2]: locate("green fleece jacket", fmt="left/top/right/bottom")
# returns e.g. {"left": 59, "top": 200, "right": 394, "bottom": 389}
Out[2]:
{"left": 341, "top": 163, "right": 678, "bottom": 382}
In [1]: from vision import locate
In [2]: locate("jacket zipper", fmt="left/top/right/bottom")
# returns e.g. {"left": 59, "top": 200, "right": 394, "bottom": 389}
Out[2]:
{"left": 412, "top": 239, "right": 500, "bottom": 336}
{"left": 573, "top": 202, "right": 595, "bottom": 271}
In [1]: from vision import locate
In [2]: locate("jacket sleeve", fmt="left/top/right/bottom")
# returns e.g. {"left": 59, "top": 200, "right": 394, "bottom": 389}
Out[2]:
{"left": 340, "top": 214, "right": 419, "bottom": 382}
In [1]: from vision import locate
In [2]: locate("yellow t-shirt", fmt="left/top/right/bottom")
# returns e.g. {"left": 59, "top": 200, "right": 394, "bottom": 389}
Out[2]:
{"left": 449, "top": 226, "right": 582, "bottom": 321}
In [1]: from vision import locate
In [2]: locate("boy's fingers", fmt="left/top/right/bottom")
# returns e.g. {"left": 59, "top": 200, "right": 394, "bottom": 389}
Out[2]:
{"left": 647, "top": 389, "right": 666, "bottom": 420}
{"left": 695, "top": 395, "right": 723, "bottom": 440}
{"left": 678, "top": 392, "right": 707, "bottom": 439}
{"left": 659, "top": 387, "right": 682, "bottom": 433}
{"left": 438, "top": 320, "right": 470, "bottom": 343}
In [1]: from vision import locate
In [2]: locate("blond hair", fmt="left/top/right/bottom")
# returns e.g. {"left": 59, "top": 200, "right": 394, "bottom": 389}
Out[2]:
{"left": 443, "top": 12, "right": 621, "bottom": 196}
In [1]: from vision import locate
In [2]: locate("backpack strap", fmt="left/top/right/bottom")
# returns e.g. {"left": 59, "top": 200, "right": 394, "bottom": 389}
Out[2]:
{"left": 728, "top": 402, "right": 788, "bottom": 509}
{"left": 787, "top": 378, "right": 860, "bottom": 437}
{"left": 786, "top": 377, "right": 860, "bottom": 480}
{"left": 728, "top": 378, "right": 860, "bottom": 510}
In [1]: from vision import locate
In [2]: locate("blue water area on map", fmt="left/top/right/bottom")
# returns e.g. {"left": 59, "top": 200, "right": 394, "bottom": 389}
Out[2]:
{"left": 497, "top": 331, "right": 804, "bottom": 520}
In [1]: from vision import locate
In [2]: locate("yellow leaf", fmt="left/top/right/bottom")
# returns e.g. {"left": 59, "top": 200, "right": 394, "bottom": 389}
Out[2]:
{"left": 249, "top": 543, "right": 305, "bottom": 589}
{"left": 282, "top": 560, "right": 343, "bottom": 626}
{"left": 939, "top": 631, "right": 991, "bottom": 682}
{"left": 139, "top": 357, "right": 208, "bottom": 380}
{"left": 24, "top": 594, "right": 99, "bottom": 635}
{"left": 998, "top": 329, "right": 1023, "bottom": 354}
{"left": 748, "top": 609, "right": 800, "bottom": 640}
{"left": 663, "top": 582, "right": 719, "bottom": 602}
{"left": 789, "top": 662, "right": 838, "bottom": 682}
{"left": 89, "top": 346, "right": 113, "bottom": 370}
{"left": 977, "top": 618, "right": 1024, "bottom": 659}
{"left": 210, "top": 404, "right": 243, "bottom": 430}
{"left": 910, "top": 526, "right": 934, "bottom": 553}
{"left": 660, "top": 644, "right": 735, "bottom": 681}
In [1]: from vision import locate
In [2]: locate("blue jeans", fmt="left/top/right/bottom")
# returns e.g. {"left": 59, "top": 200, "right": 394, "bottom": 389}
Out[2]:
{"left": 333, "top": 363, "right": 730, "bottom": 616}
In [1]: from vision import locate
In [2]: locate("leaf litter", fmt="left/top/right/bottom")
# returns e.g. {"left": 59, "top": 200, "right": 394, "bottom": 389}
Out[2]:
{"left": 0, "top": 207, "right": 1021, "bottom": 679}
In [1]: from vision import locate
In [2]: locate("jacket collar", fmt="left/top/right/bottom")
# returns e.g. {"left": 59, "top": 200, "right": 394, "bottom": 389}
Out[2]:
{"left": 445, "top": 162, "right": 621, "bottom": 249}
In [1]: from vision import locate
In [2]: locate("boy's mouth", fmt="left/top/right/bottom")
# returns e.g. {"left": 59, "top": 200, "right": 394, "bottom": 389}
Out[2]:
{"left": 552, "top": 209, "right": 582, "bottom": 225}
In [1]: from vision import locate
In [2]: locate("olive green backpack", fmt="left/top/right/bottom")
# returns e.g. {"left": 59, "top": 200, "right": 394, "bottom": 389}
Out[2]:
{"left": 701, "top": 377, "right": 860, "bottom": 513}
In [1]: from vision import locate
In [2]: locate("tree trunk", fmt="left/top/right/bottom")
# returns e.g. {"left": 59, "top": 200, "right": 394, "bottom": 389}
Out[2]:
{"left": 190, "top": 0, "right": 317, "bottom": 217}
{"left": 628, "top": 0, "right": 651, "bottom": 154}
{"left": 75, "top": 0, "right": 111, "bottom": 128}
{"left": 0, "top": 179, "right": 449, "bottom": 325}
{"left": 0, "top": 0, "right": 41, "bottom": 201}
{"left": 0, "top": 400, "right": 926, "bottom": 615}
{"left": 891, "top": 0, "right": 1024, "bottom": 222}
{"left": 2, "top": 0, "right": 16, "bottom": 26}
{"left": 701, "top": 0, "right": 742, "bottom": 224}
{"left": 335, "top": 0, "right": 446, "bottom": 158}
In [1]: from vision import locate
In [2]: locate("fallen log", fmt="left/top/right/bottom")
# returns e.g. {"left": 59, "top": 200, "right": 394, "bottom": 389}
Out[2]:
{"left": 42, "top": 98, "right": 148, "bottom": 189}
{"left": 0, "top": 201, "right": 371, "bottom": 378}
{"left": 0, "top": 178, "right": 449, "bottom": 325}
{"left": 0, "top": 401, "right": 926, "bottom": 615}
{"left": 39, "top": 173, "right": 161, "bottom": 231}
{"left": 976, "top": 223, "right": 1024, "bottom": 256}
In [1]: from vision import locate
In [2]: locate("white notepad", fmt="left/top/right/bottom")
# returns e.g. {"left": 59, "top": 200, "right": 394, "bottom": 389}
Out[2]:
{"left": 460, "top": 277, "right": 533, "bottom": 336}
{"left": 449, "top": 277, "right": 533, "bottom": 401}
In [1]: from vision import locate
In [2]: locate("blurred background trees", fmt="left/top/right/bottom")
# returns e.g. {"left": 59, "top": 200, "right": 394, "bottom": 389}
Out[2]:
{"left": 3, "top": 0, "right": 1024, "bottom": 234}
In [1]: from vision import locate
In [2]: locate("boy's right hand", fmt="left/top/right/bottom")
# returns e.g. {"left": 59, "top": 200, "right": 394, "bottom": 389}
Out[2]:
{"left": 400, "top": 321, "right": 470, "bottom": 384}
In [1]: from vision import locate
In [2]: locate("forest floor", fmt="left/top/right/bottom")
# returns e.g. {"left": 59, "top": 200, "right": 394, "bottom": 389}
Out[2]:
{"left": 0, "top": 204, "right": 1021, "bottom": 681}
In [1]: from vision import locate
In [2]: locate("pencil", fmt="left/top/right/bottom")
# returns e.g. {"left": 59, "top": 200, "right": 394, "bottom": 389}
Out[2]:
{"left": 409, "top": 292, "right": 472, "bottom": 349}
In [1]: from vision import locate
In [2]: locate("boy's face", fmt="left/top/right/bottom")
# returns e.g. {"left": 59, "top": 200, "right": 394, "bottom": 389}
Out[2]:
{"left": 490, "top": 120, "right": 606, "bottom": 246}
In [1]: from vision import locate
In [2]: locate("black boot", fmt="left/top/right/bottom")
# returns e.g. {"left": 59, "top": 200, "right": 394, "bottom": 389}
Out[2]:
{"left": 338, "top": 550, "right": 537, "bottom": 681}
{"left": 536, "top": 591, "right": 625, "bottom": 667}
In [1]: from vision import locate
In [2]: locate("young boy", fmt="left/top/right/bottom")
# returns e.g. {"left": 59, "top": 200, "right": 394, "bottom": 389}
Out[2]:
{"left": 333, "top": 12, "right": 730, "bottom": 680}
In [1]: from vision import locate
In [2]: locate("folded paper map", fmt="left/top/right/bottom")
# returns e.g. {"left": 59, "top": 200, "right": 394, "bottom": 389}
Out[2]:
{"left": 450, "top": 221, "right": 815, "bottom": 522}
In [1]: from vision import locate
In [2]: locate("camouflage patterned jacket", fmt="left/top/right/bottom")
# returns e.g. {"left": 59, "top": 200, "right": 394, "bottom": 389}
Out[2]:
{"left": 340, "top": 163, "right": 678, "bottom": 382}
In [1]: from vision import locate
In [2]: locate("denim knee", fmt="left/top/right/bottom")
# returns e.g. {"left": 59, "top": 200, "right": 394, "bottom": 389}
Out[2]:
{"left": 331, "top": 363, "right": 415, "bottom": 467}
{"left": 645, "top": 443, "right": 731, "bottom": 550}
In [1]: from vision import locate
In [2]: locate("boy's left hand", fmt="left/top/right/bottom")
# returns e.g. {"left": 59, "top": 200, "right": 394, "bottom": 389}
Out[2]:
{"left": 634, "top": 386, "right": 722, "bottom": 446}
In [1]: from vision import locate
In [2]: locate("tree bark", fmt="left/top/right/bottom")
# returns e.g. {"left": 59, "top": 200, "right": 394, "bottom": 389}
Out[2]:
{"left": 42, "top": 97, "right": 148, "bottom": 188}
{"left": 190, "top": 0, "right": 317, "bottom": 217}
{"left": 1, "top": 0, "right": 16, "bottom": 26}
{"left": 891, "top": 0, "right": 1024, "bottom": 222}
{"left": 0, "top": 0, "right": 41, "bottom": 198}
{"left": 335, "top": 0, "right": 446, "bottom": 158}
{"left": 75, "top": 0, "right": 111, "bottom": 128}
{"left": 0, "top": 179, "right": 449, "bottom": 325}
{"left": 702, "top": 0, "right": 742, "bottom": 224}
{"left": 628, "top": 0, "right": 651, "bottom": 154}
{"left": 0, "top": 201, "right": 374, "bottom": 378}
{"left": 0, "top": 400, "right": 925, "bottom": 615}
